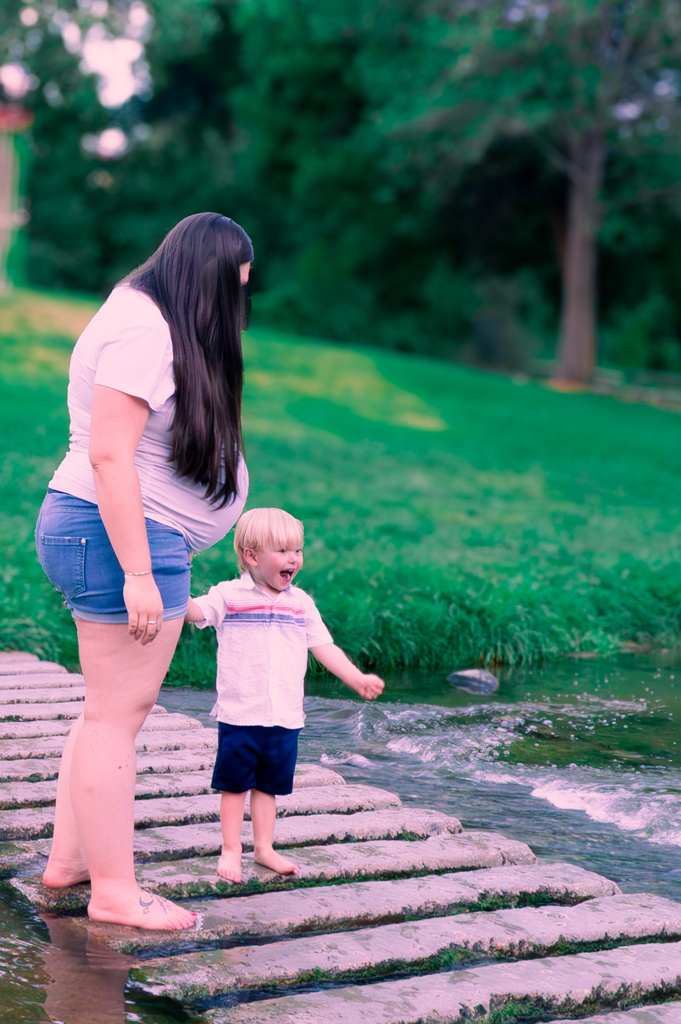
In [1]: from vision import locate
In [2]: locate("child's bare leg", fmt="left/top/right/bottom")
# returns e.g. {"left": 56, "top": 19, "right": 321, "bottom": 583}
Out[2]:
{"left": 217, "top": 791, "right": 247, "bottom": 882}
{"left": 250, "top": 789, "right": 298, "bottom": 875}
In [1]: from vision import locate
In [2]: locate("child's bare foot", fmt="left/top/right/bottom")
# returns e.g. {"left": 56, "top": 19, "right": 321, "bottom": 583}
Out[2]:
{"left": 217, "top": 849, "right": 243, "bottom": 883}
{"left": 253, "top": 847, "right": 299, "bottom": 875}
{"left": 88, "top": 889, "right": 197, "bottom": 930}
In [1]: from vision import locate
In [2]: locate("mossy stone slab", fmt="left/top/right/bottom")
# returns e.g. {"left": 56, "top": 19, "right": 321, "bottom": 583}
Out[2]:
{"left": 549, "top": 1007, "right": 681, "bottom": 1024}
{"left": 200, "top": 940, "right": 681, "bottom": 1024}
{"left": 130, "top": 893, "right": 681, "bottom": 1003}
{"left": 94, "top": 862, "right": 620, "bottom": 956}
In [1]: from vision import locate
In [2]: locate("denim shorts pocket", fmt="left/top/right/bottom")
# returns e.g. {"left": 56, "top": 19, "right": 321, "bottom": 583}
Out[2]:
{"left": 37, "top": 535, "right": 87, "bottom": 602}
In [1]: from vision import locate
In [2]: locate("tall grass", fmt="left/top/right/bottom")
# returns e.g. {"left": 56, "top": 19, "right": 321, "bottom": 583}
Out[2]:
{"left": 2, "top": 288, "right": 681, "bottom": 683}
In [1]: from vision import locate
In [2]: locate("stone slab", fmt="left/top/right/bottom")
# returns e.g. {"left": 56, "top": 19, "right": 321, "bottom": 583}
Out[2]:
{"left": 0, "top": 660, "right": 67, "bottom": 675}
{"left": 200, "top": 940, "right": 681, "bottom": 1024}
{"left": 0, "top": 745, "right": 217, "bottom": 783}
{"left": 0, "top": 783, "right": 400, "bottom": 839}
{"left": 0, "top": 701, "right": 84, "bottom": 722}
{"left": 0, "top": 726, "right": 215, "bottom": 764}
{"left": 0, "top": 652, "right": 40, "bottom": 663}
{"left": 0, "top": 701, "right": 167, "bottom": 723}
{"left": 10, "top": 827, "right": 513, "bottom": 911}
{"left": 0, "top": 711, "right": 203, "bottom": 740}
{"left": 0, "top": 672, "right": 83, "bottom": 688}
{"left": 0, "top": 719, "right": 80, "bottom": 739}
{"left": 128, "top": 807, "right": 460, "bottom": 862}
{"left": 0, "top": 685, "right": 85, "bottom": 704}
{"left": 131, "top": 893, "right": 681, "bottom": 1003}
{"left": 0, "top": 763, "right": 345, "bottom": 810}
{"left": 128, "top": 830, "right": 533, "bottom": 900}
{"left": 549, "top": 1008, "right": 681, "bottom": 1024}
{"left": 1, "top": 803, "right": 448, "bottom": 880}
{"left": 91, "top": 862, "right": 620, "bottom": 956}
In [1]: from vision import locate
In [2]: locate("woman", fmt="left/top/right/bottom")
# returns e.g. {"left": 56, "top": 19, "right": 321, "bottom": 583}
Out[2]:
{"left": 35, "top": 213, "right": 252, "bottom": 929}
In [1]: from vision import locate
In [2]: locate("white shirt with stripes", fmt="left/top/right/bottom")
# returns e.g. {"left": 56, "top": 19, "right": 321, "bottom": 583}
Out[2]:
{"left": 193, "top": 573, "right": 333, "bottom": 729}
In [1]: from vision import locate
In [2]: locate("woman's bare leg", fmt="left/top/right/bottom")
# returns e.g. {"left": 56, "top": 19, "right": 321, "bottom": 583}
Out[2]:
{"left": 250, "top": 789, "right": 298, "bottom": 875}
{"left": 45, "top": 617, "right": 195, "bottom": 930}
{"left": 43, "top": 714, "right": 90, "bottom": 887}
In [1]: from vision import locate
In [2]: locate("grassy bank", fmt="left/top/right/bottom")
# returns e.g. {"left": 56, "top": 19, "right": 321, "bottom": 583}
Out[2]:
{"left": 2, "top": 287, "right": 681, "bottom": 684}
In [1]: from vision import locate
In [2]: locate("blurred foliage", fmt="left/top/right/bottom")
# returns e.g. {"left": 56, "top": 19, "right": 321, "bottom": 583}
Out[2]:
{"left": 3, "top": 1, "right": 681, "bottom": 371}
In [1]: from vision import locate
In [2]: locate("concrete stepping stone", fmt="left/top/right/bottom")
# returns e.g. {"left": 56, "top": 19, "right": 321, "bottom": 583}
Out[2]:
{"left": 0, "top": 778, "right": 59, "bottom": 808}
{"left": 0, "top": 764, "right": 215, "bottom": 811}
{"left": 0, "top": 783, "right": 422, "bottom": 862}
{"left": 129, "top": 806, "right": 460, "bottom": 862}
{"left": 10, "top": 827, "right": 514, "bottom": 911}
{"left": 0, "top": 745, "right": 217, "bottom": 783}
{"left": 0, "top": 758, "right": 64, "bottom": 782}
{"left": 0, "top": 704, "right": 164, "bottom": 729}
{"left": 130, "top": 893, "right": 681, "bottom": 1004}
{"left": 549, "top": 1008, "right": 681, "bottom": 1024}
{"left": 0, "top": 726, "right": 215, "bottom": 764}
{"left": 198, "top": 939, "right": 681, "bottom": 1024}
{"left": 0, "top": 659, "right": 66, "bottom": 674}
{"left": 0, "top": 783, "right": 399, "bottom": 839}
{"left": 0, "top": 710, "right": 204, "bottom": 740}
{"left": 0, "top": 672, "right": 84, "bottom": 688}
{"left": 0, "top": 719, "right": 81, "bottom": 739}
{"left": 0, "top": 702, "right": 84, "bottom": 723}
{"left": 87, "top": 862, "right": 621, "bottom": 956}
{"left": 0, "top": 685, "right": 85, "bottom": 704}
{"left": 127, "top": 829, "right": 533, "bottom": 899}
{"left": 0, "top": 762, "right": 344, "bottom": 810}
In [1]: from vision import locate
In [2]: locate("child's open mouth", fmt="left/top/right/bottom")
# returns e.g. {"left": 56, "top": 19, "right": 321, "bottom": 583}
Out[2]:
{"left": 280, "top": 570, "right": 293, "bottom": 581}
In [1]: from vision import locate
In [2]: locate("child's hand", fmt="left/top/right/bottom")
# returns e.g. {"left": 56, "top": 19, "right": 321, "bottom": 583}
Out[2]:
{"left": 352, "top": 673, "right": 384, "bottom": 700}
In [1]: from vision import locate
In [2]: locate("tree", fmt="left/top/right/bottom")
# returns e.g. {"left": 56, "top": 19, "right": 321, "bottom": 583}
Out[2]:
{"left": 352, "top": 0, "right": 681, "bottom": 382}
{"left": 0, "top": 0, "right": 236, "bottom": 290}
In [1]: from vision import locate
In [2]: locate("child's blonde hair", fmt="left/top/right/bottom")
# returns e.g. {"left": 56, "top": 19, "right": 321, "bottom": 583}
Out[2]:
{"left": 234, "top": 508, "right": 304, "bottom": 574}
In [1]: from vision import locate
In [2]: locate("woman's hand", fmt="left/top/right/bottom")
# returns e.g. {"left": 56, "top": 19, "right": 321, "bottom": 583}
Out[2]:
{"left": 123, "top": 574, "right": 164, "bottom": 644}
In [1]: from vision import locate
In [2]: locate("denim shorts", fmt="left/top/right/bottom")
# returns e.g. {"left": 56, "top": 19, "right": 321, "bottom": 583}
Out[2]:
{"left": 35, "top": 489, "right": 191, "bottom": 623}
{"left": 212, "top": 723, "right": 300, "bottom": 795}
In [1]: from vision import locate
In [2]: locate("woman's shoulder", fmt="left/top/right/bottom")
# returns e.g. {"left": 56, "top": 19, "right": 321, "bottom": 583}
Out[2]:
{"left": 76, "top": 285, "right": 170, "bottom": 356}
{"left": 100, "top": 284, "right": 167, "bottom": 327}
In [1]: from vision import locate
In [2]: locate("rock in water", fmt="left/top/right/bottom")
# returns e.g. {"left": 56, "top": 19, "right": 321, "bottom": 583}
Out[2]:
{"left": 446, "top": 668, "right": 499, "bottom": 694}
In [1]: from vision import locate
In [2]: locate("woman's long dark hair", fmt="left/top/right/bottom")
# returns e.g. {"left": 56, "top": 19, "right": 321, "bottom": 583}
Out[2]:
{"left": 126, "top": 212, "right": 253, "bottom": 507}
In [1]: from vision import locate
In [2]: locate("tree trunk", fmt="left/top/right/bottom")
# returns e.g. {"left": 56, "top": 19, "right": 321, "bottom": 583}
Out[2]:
{"left": 555, "top": 130, "right": 605, "bottom": 384}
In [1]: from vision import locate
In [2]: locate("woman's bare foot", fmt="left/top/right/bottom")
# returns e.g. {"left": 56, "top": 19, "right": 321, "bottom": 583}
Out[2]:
{"left": 253, "top": 847, "right": 299, "bottom": 875}
{"left": 217, "top": 849, "right": 243, "bottom": 883}
{"left": 43, "top": 857, "right": 91, "bottom": 889}
{"left": 88, "top": 890, "right": 197, "bottom": 930}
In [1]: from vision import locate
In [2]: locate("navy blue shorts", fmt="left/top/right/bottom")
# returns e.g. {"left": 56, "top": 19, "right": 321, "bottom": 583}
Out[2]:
{"left": 35, "top": 489, "right": 191, "bottom": 623}
{"left": 212, "top": 723, "right": 300, "bottom": 796}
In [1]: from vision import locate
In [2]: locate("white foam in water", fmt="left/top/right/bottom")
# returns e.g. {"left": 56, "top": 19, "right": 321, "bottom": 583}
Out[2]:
{"left": 320, "top": 751, "right": 374, "bottom": 768}
{"left": 358, "top": 694, "right": 681, "bottom": 850}
{"left": 530, "top": 777, "right": 681, "bottom": 846}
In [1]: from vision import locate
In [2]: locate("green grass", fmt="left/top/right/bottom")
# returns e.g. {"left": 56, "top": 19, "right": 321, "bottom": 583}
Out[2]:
{"left": 2, "top": 287, "right": 681, "bottom": 681}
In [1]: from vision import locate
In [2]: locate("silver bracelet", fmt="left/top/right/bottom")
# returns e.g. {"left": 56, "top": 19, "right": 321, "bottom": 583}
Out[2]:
{"left": 124, "top": 569, "right": 153, "bottom": 576}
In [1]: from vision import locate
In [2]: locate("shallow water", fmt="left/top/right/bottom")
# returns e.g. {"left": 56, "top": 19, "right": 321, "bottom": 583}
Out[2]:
{"left": 2, "top": 652, "right": 681, "bottom": 1022}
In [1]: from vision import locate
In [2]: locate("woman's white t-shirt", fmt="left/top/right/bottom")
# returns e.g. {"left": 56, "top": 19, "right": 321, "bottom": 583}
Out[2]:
{"left": 50, "top": 285, "right": 248, "bottom": 552}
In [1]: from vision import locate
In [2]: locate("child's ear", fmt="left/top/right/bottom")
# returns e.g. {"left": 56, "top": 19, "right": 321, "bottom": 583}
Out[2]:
{"left": 243, "top": 547, "right": 259, "bottom": 568}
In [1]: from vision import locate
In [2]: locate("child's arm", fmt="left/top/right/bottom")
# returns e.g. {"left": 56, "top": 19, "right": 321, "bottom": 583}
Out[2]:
{"left": 184, "top": 596, "right": 206, "bottom": 624}
{"left": 310, "top": 644, "right": 384, "bottom": 700}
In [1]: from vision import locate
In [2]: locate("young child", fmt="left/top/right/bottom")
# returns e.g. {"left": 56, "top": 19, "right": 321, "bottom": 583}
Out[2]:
{"left": 185, "top": 507, "right": 385, "bottom": 883}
